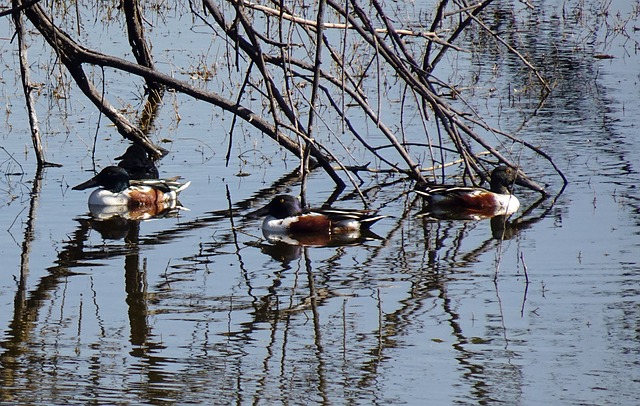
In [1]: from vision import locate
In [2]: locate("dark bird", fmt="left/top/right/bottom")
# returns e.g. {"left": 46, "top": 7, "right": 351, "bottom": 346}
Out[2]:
{"left": 115, "top": 144, "right": 159, "bottom": 180}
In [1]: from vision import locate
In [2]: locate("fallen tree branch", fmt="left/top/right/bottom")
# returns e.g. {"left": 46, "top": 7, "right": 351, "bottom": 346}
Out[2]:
{"left": 11, "top": 0, "right": 565, "bottom": 193}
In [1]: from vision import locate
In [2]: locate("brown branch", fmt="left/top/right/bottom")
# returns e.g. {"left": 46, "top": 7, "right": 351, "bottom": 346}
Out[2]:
{"left": 241, "top": 0, "right": 459, "bottom": 48}
{"left": 15, "top": 0, "right": 563, "bottom": 192}
{"left": 203, "top": 0, "right": 346, "bottom": 188}
{"left": 300, "top": 0, "right": 328, "bottom": 203}
{"left": 122, "top": 0, "right": 160, "bottom": 90}
{"left": 12, "top": 0, "right": 58, "bottom": 167}
{"left": 21, "top": 2, "right": 164, "bottom": 157}
{"left": 0, "top": 0, "right": 40, "bottom": 18}
{"left": 430, "top": 0, "right": 494, "bottom": 70}
{"left": 19, "top": 0, "right": 333, "bottom": 178}
{"left": 122, "top": 0, "right": 165, "bottom": 144}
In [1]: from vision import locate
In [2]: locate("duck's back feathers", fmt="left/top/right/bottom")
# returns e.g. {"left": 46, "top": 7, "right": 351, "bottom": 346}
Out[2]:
{"left": 311, "top": 207, "right": 387, "bottom": 231}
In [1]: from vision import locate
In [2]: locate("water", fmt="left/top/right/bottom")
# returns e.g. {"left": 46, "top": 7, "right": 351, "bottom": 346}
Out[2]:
{"left": 1, "top": 0, "right": 640, "bottom": 404}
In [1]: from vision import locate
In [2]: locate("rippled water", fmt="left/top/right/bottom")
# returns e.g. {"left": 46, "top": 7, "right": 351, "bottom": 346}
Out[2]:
{"left": 1, "top": 1, "right": 640, "bottom": 405}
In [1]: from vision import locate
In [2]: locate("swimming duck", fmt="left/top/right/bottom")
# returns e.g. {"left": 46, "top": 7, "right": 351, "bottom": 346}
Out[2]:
{"left": 251, "top": 194, "right": 386, "bottom": 235}
{"left": 72, "top": 166, "right": 190, "bottom": 207}
{"left": 415, "top": 166, "right": 522, "bottom": 218}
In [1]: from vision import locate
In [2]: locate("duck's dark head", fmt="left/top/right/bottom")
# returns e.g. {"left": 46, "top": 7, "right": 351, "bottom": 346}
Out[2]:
{"left": 115, "top": 144, "right": 149, "bottom": 161}
{"left": 490, "top": 166, "right": 519, "bottom": 195}
{"left": 72, "top": 166, "right": 131, "bottom": 193}
{"left": 268, "top": 195, "right": 303, "bottom": 218}
{"left": 249, "top": 195, "right": 303, "bottom": 219}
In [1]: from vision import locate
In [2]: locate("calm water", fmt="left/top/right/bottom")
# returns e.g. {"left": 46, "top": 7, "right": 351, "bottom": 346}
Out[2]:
{"left": 1, "top": 1, "right": 640, "bottom": 405}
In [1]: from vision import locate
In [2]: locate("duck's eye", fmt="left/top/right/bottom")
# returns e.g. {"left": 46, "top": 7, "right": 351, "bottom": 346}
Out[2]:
{"left": 279, "top": 198, "right": 285, "bottom": 204}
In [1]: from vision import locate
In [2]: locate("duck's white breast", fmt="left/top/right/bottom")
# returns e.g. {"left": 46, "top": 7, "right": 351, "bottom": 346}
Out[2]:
{"left": 262, "top": 215, "right": 298, "bottom": 233}
{"left": 88, "top": 189, "right": 130, "bottom": 206}
{"left": 496, "top": 194, "right": 520, "bottom": 216}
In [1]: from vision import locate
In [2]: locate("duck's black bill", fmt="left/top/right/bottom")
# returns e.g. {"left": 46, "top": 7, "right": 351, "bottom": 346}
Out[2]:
{"left": 246, "top": 204, "right": 270, "bottom": 219}
{"left": 72, "top": 177, "right": 99, "bottom": 191}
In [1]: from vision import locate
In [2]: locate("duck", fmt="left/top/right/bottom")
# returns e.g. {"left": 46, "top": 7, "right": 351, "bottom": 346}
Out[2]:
{"left": 114, "top": 144, "right": 159, "bottom": 180}
{"left": 251, "top": 194, "right": 387, "bottom": 236}
{"left": 72, "top": 166, "right": 190, "bottom": 207}
{"left": 415, "top": 166, "right": 522, "bottom": 219}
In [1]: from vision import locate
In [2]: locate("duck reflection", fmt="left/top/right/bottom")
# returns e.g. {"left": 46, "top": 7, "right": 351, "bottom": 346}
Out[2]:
{"left": 87, "top": 213, "right": 135, "bottom": 241}
{"left": 85, "top": 202, "right": 187, "bottom": 239}
{"left": 490, "top": 215, "right": 519, "bottom": 240}
{"left": 88, "top": 199, "right": 187, "bottom": 220}
{"left": 259, "top": 228, "right": 384, "bottom": 263}
{"left": 417, "top": 206, "right": 502, "bottom": 222}
{"left": 258, "top": 241, "right": 303, "bottom": 264}
{"left": 263, "top": 227, "right": 383, "bottom": 246}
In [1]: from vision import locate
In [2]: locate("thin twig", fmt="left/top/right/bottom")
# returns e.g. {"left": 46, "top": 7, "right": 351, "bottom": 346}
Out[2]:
{"left": 520, "top": 251, "right": 529, "bottom": 284}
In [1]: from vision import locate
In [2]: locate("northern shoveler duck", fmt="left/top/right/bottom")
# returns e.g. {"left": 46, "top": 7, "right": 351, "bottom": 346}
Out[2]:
{"left": 251, "top": 194, "right": 387, "bottom": 236}
{"left": 115, "top": 144, "right": 159, "bottom": 179}
{"left": 415, "top": 166, "right": 523, "bottom": 219}
{"left": 72, "top": 166, "right": 190, "bottom": 207}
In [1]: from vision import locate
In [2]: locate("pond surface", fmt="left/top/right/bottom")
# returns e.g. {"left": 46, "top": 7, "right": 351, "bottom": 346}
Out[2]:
{"left": 1, "top": 1, "right": 640, "bottom": 405}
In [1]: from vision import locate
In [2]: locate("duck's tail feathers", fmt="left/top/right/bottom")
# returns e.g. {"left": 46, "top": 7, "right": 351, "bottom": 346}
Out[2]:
{"left": 318, "top": 208, "right": 388, "bottom": 228}
{"left": 414, "top": 189, "right": 432, "bottom": 198}
{"left": 358, "top": 214, "right": 388, "bottom": 228}
{"left": 175, "top": 181, "right": 191, "bottom": 194}
{"left": 132, "top": 179, "right": 191, "bottom": 194}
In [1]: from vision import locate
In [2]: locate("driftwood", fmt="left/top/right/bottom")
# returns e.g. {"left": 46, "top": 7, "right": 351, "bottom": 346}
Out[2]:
{"left": 11, "top": 0, "right": 56, "bottom": 167}
{"left": 6, "top": 0, "right": 565, "bottom": 193}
